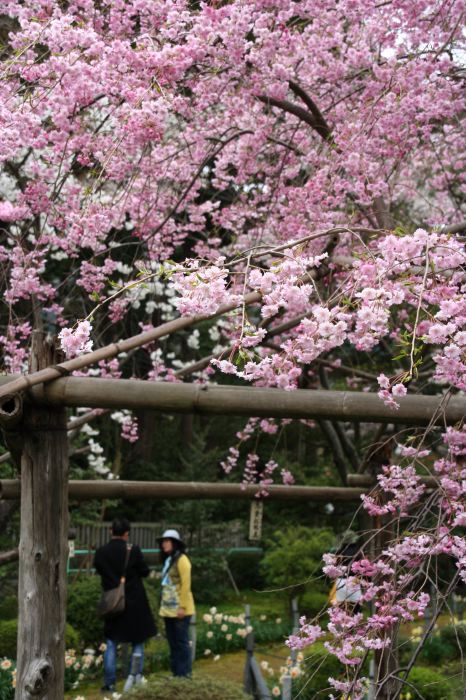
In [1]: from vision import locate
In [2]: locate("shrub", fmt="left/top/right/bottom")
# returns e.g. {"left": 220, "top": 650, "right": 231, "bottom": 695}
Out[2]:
{"left": 406, "top": 667, "right": 453, "bottom": 700}
{"left": 227, "top": 549, "right": 263, "bottom": 590}
{"left": 65, "top": 624, "right": 80, "bottom": 651}
{"left": 260, "top": 527, "right": 334, "bottom": 600}
{"left": 418, "top": 634, "right": 455, "bottom": 665}
{"left": 130, "top": 676, "right": 249, "bottom": 700}
{"left": 299, "top": 590, "right": 329, "bottom": 618}
{"left": 0, "top": 622, "right": 17, "bottom": 660}
{"left": 439, "top": 623, "right": 466, "bottom": 658}
{"left": 142, "top": 577, "right": 161, "bottom": 619}
{"left": 0, "top": 597, "right": 17, "bottom": 621}
{"left": 0, "top": 620, "right": 79, "bottom": 659}
{"left": 67, "top": 575, "right": 104, "bottom": 647}
{"left": 190, "top": 549, "right": 230, "bottom": 604}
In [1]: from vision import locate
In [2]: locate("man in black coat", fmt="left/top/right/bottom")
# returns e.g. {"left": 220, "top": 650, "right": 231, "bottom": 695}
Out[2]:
{"left": 94, "top": 518, "right": 157, "bottom": 692}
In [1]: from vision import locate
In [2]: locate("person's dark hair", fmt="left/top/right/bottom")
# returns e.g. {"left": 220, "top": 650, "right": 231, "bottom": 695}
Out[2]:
{"left": 160, "top": 538, "right": 186, "bottom": 565}
{"left": 111, "top": 518, "right": 130, "bottom": 537}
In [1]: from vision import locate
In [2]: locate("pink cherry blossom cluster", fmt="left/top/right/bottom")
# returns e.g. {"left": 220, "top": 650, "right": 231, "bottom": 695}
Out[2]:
{"left": 172, "top": 259, "right": 240, "bottom": 317}
{"left": 362, "top": 464, "right": 425, "bottom": 517}
{"left": 240, "top": 453, "right": 279, "bottom": 496}
{"left": 287, "top": 425, "right": 466, "bottom": 695}
{"left": 58, "top": 321, "right": 93, "bottom": 359}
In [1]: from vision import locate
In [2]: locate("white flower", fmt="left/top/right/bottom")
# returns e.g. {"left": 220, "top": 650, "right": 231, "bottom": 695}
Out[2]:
{"left": 260, "top": 614, "right": 267, "bottom": 621}
{"left": 260, "top": 660, "right": 269, "bottom": 670}
{"left": 204, "top": 649, "right": 211, "bottom": 656}
{"left": 226, "top": 634, "right": 232, "bottom": 641}
{"left": 0, "top": 660, "right": 12, "bottom": 670}
{"left": 221, "top": 624, "right": 228, "bottom": 632}
{"left": 209, "top": 607, "right": 217, "bottom": 615}
{"left": 275, "top": 618, "right": 282, "bottom": 624}
{"left": 203, "top": 613, "right": 213, "bottom": 624}
{"left": 272, "top": 687, "right": 281, "bottom": 697}
{"left": 213, "top": 655, "right": 220, "bottom": 662}
{"left": 207, "top": 631, "right": 213, "bottom": 639}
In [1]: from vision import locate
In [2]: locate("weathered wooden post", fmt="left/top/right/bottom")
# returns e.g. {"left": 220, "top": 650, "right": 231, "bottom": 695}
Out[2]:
{"left": 15, "top": 332, "right": 69, "bottom": 700}
{"left": 373, "top": 513, "right": 400, "bottom": 700}
{"left": 190, "top": 613, "right": 197, "bottom": 663}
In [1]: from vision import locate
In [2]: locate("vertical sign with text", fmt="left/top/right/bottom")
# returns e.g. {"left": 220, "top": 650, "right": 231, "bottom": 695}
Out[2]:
{"left": 249, "top": 500, "right": 263, "bottom": 541}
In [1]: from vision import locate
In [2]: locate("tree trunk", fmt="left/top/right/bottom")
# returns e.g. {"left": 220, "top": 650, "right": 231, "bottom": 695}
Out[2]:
{"left": 15, "top": 332, "right": 69, "bottom": 700}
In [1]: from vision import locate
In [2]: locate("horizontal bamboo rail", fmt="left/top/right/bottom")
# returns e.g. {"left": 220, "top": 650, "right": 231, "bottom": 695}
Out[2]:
{"left": 0, "top": 376, "right": 463, "bottom": 424}
{"left": 0, "top": 479, "right": 366, "bottom": 501}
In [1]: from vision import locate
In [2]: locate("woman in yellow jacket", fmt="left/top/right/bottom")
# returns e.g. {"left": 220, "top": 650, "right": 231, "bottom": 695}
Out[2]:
{"left": 158, "top": 529, "right": 195, "bottom": 677}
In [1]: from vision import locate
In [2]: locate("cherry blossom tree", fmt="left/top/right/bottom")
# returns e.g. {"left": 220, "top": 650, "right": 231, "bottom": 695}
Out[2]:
{"left": 0, "top": 1, "right": 465, "bottom": 697}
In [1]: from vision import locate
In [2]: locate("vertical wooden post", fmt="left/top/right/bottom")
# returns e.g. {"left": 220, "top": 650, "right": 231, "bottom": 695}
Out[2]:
{"left": 190, "top": 613, "right": 197, "bottom": 663}
{"left": 373, "top": 513, "right": 400, "bottom": 700}
{"left": 15, "top": 332, "right": 69, "bottom": 700}
{"left": 243, "top": 604, "right": 253, "bottom": 695}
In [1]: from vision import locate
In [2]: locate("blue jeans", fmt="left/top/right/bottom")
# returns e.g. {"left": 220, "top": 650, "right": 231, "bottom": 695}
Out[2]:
{"left": 164, "top": 616, "right": 192, "bottom": 677}
{"left": 104, "top": 639, "right": 144, "bottom": 687}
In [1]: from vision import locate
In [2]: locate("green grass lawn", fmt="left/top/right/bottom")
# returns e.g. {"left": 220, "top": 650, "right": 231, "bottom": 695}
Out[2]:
{"left": 64, "top": 643, "right": 290, "bottom": 699}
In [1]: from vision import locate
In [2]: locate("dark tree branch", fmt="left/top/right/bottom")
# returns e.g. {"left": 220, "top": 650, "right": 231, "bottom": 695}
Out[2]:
{"left": 257, "top": 95, "right": 334, "bottom": 143}
{"left": 317, "top": 419, "right": 348, "bottom": 485}
{"left": 0, "top": 548, "right": 18, "bottom": 566}
{"left": 288, "top": 80, "right": 333, "bottom": 141}
{"left": 318, "top": 366, "right": 361, "bottom": 473}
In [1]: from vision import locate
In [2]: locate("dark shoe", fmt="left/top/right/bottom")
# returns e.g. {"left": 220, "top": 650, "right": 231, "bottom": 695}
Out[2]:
{"left": 101, "top": 685, "right": 115, "bottom": 693}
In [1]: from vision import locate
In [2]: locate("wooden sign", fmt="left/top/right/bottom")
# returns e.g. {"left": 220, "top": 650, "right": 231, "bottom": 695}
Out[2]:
{"left": 249, "top": 500, "right": 263, "bottom": 541}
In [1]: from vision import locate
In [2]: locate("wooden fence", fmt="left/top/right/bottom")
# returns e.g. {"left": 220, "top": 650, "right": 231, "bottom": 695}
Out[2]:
{"left": 73, "top": 520, "right": 248, "bottom": 550}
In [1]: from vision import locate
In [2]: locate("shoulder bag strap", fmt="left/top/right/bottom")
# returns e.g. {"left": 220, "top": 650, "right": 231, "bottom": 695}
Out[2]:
{"left": 120, "top": 545, "right": 132, "bottom": 584}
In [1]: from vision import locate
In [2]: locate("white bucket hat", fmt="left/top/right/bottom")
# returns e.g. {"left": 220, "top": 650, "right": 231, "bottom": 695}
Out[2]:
{"left": 159, "top": 529, "right": 185, "bottom": 548}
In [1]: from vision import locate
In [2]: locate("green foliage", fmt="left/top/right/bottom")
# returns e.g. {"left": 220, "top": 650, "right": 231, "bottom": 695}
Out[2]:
{"left": 260, "top": 527, "right": 334, "bottom": 598}
{"left": 0, "top": 619, "right": 79, "bottom": 658}
{"left": 227, "top": 549, "right": 263, "bottom": 590}
{"left": 406, "top": 667, "right": 453, "bottom": 700}
{"left": 130, "top": 676, "right": 249, "bottom": 700}
{"left": 0, "top": 596, "right": 17, "bottom": 621}
{"left": 65, "top": 624, "right": 80, "bottom": 651}
{"left": 299, "top": 590, "right": 328, "bottom": 618}
{"left": 438, "top": 623, "right": 466, "bottom": 658}
{"left": 293, "top": 645, "right": 343, "bottom": 700}
{"left": 143, "top": 577, "right": 161, "bottom": 615}
{"left": 0, "top": 659, "right": 15, "bottom": 700}
{"left": 0, "top": 622, "right": 17, "bottom": 659}
{"left": 400, "top": 623, "right": 466, "bottom": 666}
{"left": 67, "top": 575, "right": 104, "bottom": 647}
{"left": 190, "top": 549, "right": 231, "bottom": 604}
{"left": 418, "top": 634, "right": 455, "bottom": 665}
